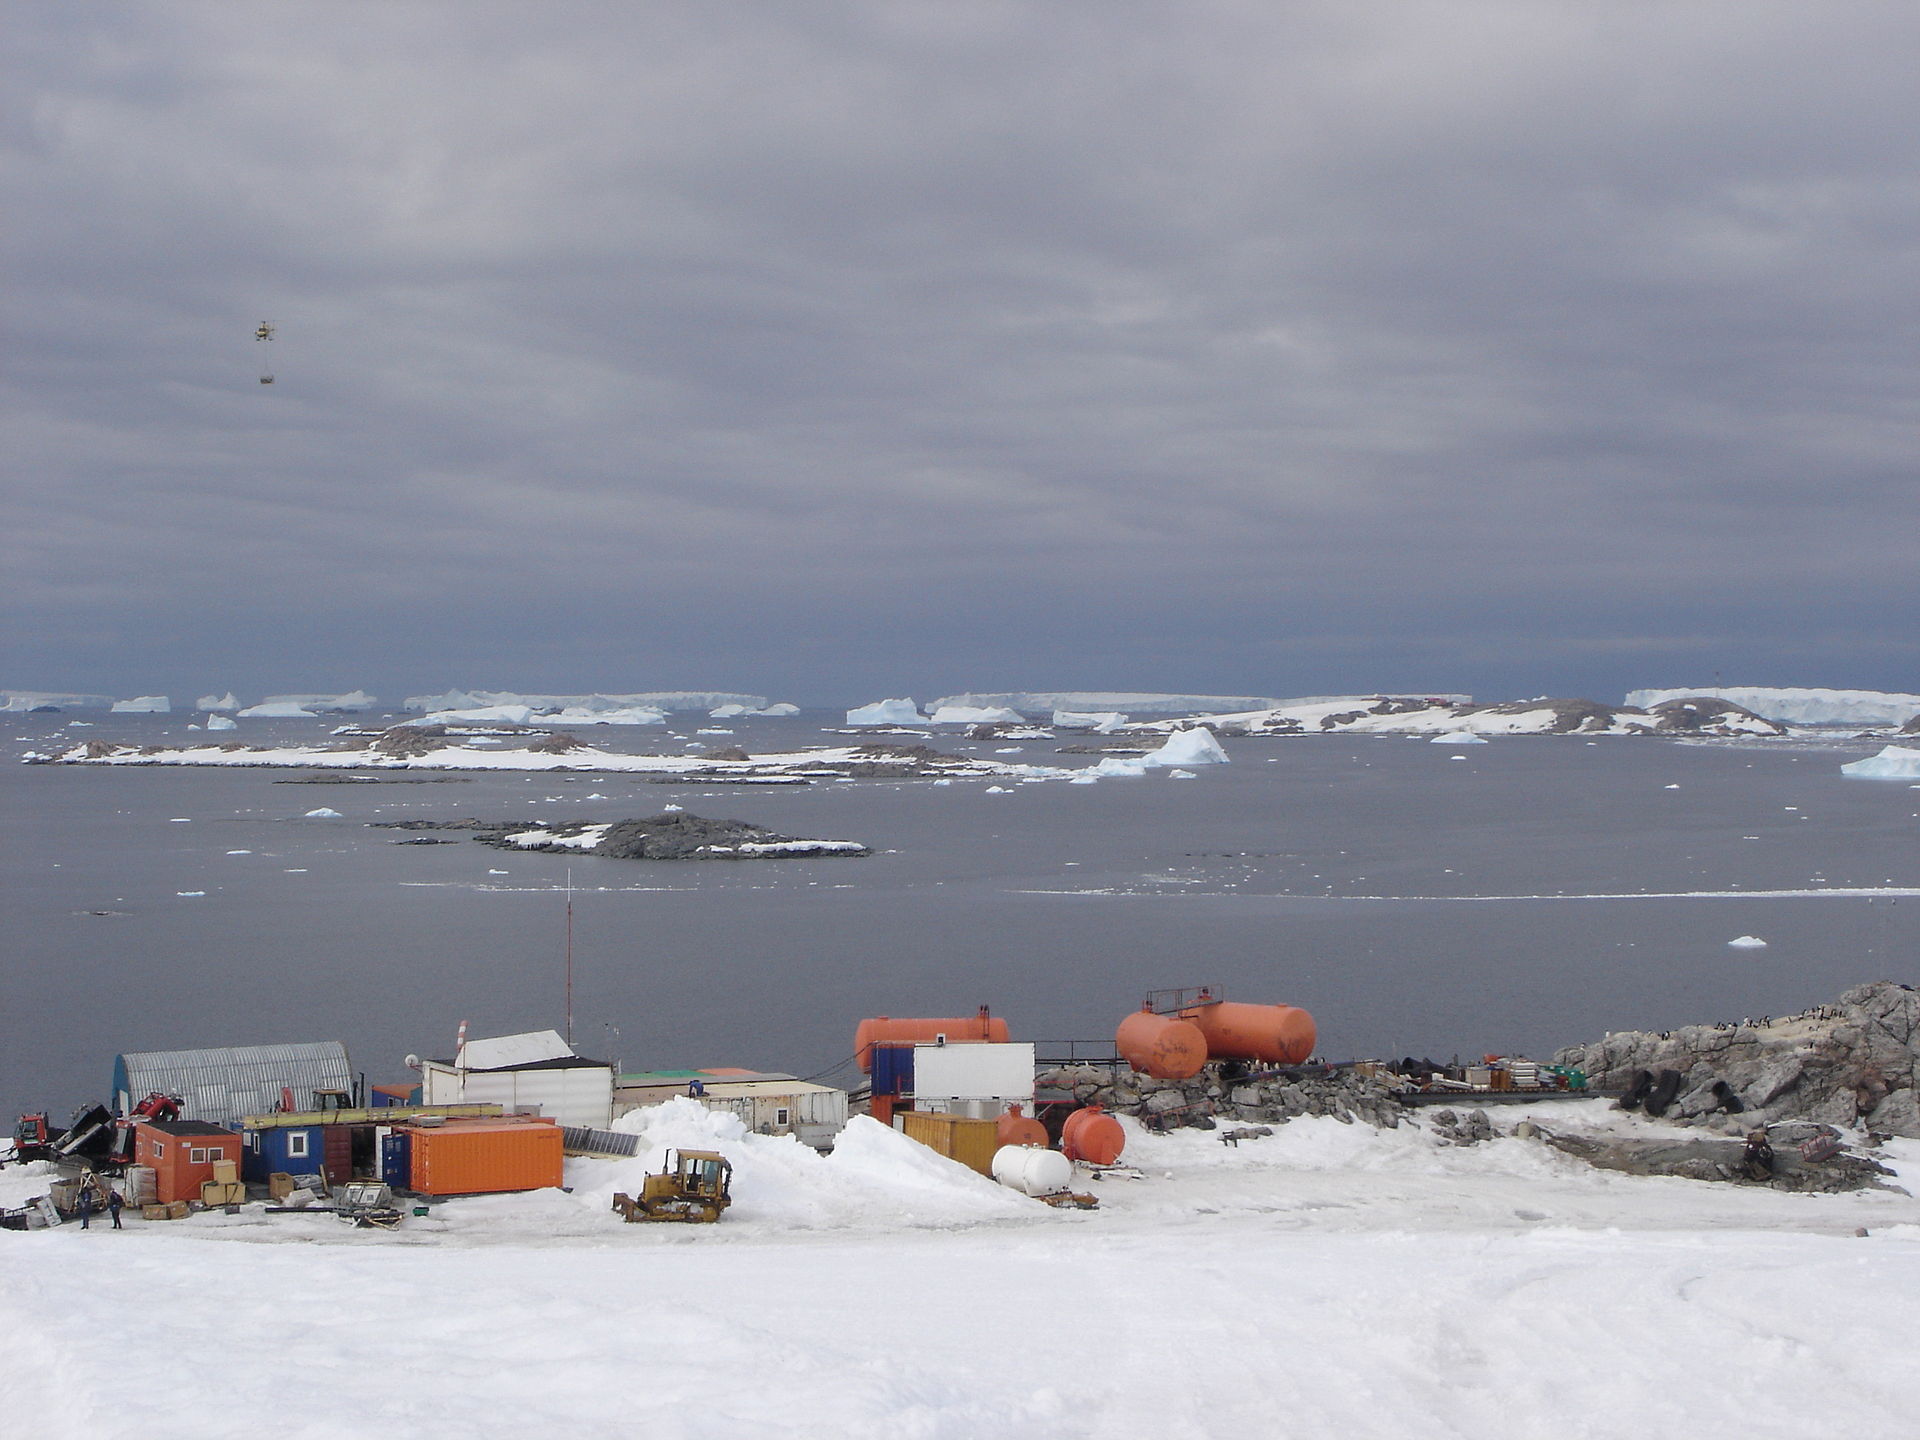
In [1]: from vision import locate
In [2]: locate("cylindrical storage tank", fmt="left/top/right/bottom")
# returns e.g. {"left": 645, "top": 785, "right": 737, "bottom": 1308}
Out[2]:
{"left": 992, "top": 1144, "right": 1073, "bottom": 1198}
{"left": 1183, "top": 1002, "right": 1317, "bottom": 1066}
{"left": 1116, "top": 1010, "right": 1208, "bottom": 1080}
{"left": 1061, "top": 1106, "right": 1126, "bottom": 1166}
{"left": 854, "top": 1011, "right": 1011, "bottom": 1072}
{"left": 995, "top": 1104, "right": 1048, "bottom": 1149}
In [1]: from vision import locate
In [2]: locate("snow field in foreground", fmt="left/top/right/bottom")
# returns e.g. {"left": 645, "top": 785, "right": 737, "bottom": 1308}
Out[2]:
{"left": 3, "top": 1109, "right": 1916, "bottom": 1438}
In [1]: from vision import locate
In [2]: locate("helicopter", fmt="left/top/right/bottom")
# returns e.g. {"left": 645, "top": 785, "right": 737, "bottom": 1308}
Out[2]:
{"left": 255, "top": 320, "right": 275, "bottom": 384}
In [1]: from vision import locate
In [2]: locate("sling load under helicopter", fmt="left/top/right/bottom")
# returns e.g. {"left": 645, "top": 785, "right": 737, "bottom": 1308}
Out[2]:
{"left": 255, "top": 321, "right": 275, "bottom": 384}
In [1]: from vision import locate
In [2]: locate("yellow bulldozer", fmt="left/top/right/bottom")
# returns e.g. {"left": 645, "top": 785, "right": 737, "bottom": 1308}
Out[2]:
{"left": 612, "top": 1148, "right": 733, "bottom": 1224}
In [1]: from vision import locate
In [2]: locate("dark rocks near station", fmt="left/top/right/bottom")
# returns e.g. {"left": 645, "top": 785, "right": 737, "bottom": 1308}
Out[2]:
{"left": 1554, "top": 981, "right": 1919, "bottom": 1138}
{"left": 1037, "top": 1064, "right": 1406, "bottom": 1132}
{"left": 371, "top": 812, "right": 871, "bottom": 860}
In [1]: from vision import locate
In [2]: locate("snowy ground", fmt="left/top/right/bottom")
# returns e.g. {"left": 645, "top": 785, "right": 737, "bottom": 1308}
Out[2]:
{"left": 4, "top": 1100, "right": 1916, "bottom": 1439}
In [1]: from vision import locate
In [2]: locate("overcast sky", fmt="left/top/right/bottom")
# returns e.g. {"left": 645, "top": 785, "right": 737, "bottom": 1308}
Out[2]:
{"left": 5, "top": 2, "right": 1916, "bottom": 706}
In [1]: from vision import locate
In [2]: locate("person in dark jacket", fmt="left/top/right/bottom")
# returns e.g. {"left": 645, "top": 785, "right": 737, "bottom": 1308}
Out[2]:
{"left": 107, "top": 1189, "right": 124, "bottom": 1229}
{"left": 77, "top": 1187, "right": 97, "bottom": 1229}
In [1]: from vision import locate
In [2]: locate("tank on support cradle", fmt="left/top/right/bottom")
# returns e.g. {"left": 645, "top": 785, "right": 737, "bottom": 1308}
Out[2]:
{"left": 1115, "top": 1010, "right": 1209, "bottom": 1079}
{"left": 1060, "top": 1105, "right": 1125, "bottom": 1165}
{"left": 1181, "top": 1001, "right": 1317, "bottom": 1066}
{"left": 992, "top": 1144, "right": 1073, "bottom": 1198}
{"left": 995, "top": 1103, "right": 1048, "bottom": 1149}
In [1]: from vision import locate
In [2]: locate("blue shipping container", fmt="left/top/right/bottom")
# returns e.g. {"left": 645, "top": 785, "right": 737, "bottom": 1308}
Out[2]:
{"left": 869, "top": 1045, "right": 915, "bottom": 1098}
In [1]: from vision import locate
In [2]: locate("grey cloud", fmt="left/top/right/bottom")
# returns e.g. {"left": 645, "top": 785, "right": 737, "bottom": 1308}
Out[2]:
{"left": 4, "top": 2, "right": 1916, "bottom": 702}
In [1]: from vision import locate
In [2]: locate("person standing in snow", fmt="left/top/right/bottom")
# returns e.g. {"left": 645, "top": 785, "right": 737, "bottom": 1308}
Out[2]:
{"left": 107, "top": 1189, "right": 124, "bottom": 1229}
{"left": 77, "top": 1186, "right": 97, "bottom": 1229}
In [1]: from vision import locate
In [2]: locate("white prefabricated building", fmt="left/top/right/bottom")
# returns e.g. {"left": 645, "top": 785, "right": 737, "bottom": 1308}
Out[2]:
{"left": 416, "top": 1029, "right": 613, "bottom": 1129}
{"left": 910, "top": 1041, "right": 1035, "bottom": 1119}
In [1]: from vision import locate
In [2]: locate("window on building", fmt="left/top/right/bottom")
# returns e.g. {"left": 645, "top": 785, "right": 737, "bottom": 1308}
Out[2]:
{"left": 151, "top": 1141, "right": 164, "bottom": 1158}
{"left": 189, "top": 1147, "right": 208, "bottom": 1164}
{"left": 775, "top": 1108, "right": 791, "bottom": 1128}
{"left": 287, "top": 1131, "right": 310, "bottom": 1159}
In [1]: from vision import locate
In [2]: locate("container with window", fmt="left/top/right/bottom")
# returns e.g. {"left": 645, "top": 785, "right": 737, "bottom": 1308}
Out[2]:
{"left": 131, "top": 1120, "right": 243, "bottom": 1204}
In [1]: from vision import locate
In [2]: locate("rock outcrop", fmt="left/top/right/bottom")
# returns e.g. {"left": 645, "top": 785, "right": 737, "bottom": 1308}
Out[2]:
{"left": 1037, "top": 1065, "right": 1404, "bottom": 1131}
{"left": 1553, "top": 982, "right": 1919, "bottom": 1137}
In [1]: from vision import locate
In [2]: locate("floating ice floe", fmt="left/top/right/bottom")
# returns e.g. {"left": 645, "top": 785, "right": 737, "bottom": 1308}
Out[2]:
{"left": 846, "top": 698, "right": 924, "bottom": 726}
{"left": 238, "top": 701, "right": 319, "bottom": 718}
{"left": 1431, "top": 730, "right": 1488, "bottom": 745}
{"left": 111, "top": 696, "right": 170, "bottom": 713}
{"left": 203, "top": 714, "right": 237, "bottom": 731}
{"left": 1840, "top": 745, "right": 1920, "bottom": 780}
{"left": 197, "top": 692, "right": 239, "bottom": 711}
{"left": 1728, "top": 936, "right": 1769, "bottom": 949}
{"left": 302, "top": 807, "right": 342, "bottom": 819}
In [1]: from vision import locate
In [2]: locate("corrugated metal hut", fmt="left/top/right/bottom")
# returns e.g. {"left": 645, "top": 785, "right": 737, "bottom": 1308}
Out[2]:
{"left": 132, "top": 1121, "right": 244, "bottom": 1204}
{"left": 390, "top": 1116, "right": 564, "bottom": 1196}
{"left": 113, "top": 1042, "right": 352, "bottom": 1128}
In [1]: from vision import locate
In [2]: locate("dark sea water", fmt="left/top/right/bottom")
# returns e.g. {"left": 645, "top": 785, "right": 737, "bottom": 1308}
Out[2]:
{"left": 4, "top": 711, "right": 1915, "bottom": 1119}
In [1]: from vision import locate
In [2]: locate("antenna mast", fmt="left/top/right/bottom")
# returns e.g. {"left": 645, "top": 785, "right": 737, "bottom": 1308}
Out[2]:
{"left": 564, "top": 867, "right": 574, "bottom": 1048}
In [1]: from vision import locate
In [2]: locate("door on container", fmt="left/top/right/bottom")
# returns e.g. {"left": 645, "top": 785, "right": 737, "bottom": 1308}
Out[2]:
{"left": 322, "top": 1126, "right": 352, "bottom": 1187}
{"left": 381, "top": 1132, "right": 411, "bottom": 1191}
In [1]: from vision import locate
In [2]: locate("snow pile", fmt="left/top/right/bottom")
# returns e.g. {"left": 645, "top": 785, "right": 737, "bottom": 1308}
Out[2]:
{"left": 581, "top": 1100, "right": 1032, "bottom": 1230}
{"left": 195, "top": 692, "right": 238, "bottom": 711}
{"left": 404, "top": 690, "right": 765, "bottom": 714}
{"left": 1627, "top": 686, "right": 1920, "bottom": 728}
{"left": 1841, "top": 745, "right": 1920, "bottom": 780}
{"left": 846, "top": 698, "right": 925, "bottom": 725}
{"left": 204, "top": 715, "right": 237, "bottom": 732}
{"left": 236, "top": 701, "right": 317, "bottom": 718}
{"left": 0, "top": 691, "right": 115, "bottom": 712}
{"left": 109, "top": 696, "right": 170, "bottom": 713}
{"left": 927, "top": 705, "right": 1026, "bottom": 725}
{"left": 1052, "top": 709, "right": 1126, "bottom": 732}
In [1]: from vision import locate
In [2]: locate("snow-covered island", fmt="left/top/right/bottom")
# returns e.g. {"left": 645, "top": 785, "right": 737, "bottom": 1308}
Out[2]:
{"left": 376, "top": 811, "right": 872, "bottom": 860}
{"left": 32, "top": 726, "right": 1075, "bottom": 783}
{"left": 1121, "top": 694, "right": 1789, "bottom": 739}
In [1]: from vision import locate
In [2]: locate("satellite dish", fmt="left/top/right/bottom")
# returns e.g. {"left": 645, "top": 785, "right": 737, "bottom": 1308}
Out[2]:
{"left": 404, "top": 1053, "right": 421, "bottom": 1071}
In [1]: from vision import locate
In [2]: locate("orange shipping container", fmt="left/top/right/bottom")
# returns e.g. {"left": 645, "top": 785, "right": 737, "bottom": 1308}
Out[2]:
{"left": 399, "top": 1119, "right": 563, "bottom": 1196}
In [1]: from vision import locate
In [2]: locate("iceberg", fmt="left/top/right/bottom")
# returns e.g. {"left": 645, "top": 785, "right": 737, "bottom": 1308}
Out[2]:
{"left": 1053, "top": 710, "right": 1126, "bottom": 732}
{"left": 755, "top": 702, "right": 801, "bottom": 717}
{"left": 196, "top": 692, "right": 239, "bottom": 712}
{"left": 709, "top": 704, "right": 751, "bottom": 719}
{"left": 1625, "top": 687, "right": 1920, "bottom": 728}
{"left": 1145, "top": 727, "right": 1229, "bottom": 767}
{"left": 933, "top": 691, "right": 1287, "bottom": 717}
{"left": 1431, "top": 731, "right": 1488, "bottom": 745}
{"left": 415, "top": 705, "right": 538, "bottom": 726}
{"left": 262, "top": 691, "right": 378, "bottom": 713}
{"left": 1840, "top": 745, "right": 1920, "bottom": 780}
{"left": 926, "top": 705, "right": 1026, "bottom": 725}
{"left": 204, "top": 714, "right": 238, "bottom": 732}
{"left": 111, "top": 696, "right": 171, "bottom": 713}
{"left": 237, "top": 702, "right": 318, "bottom": 718}
{"left": 403, "top": 690, "right": 766, "bottom": 715}
{"left": 846, "top": 699, "right": 925, "bottom": 726}
{"left": 0, "top": 691, "right": 115, "bottom": 712}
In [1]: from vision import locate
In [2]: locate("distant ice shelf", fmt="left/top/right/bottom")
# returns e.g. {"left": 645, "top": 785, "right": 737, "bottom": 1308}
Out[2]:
{"left": 403, "top": 689, "right": 767, "bottom": 714}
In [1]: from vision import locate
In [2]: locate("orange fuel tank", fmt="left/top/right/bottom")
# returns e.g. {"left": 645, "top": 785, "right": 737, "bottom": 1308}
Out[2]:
{"left": 1061, "top": 1105, "right": 1125, "bottom": 1166}
{"left": 854, "top": 1009, "right": 1009, "bottom": 1071}
{"left": 1116, "top": 1010, "right": 1208, "bottom": 1079}
{"left": 995, "top": 1104, "right": 1048, "bottom": 1149}
{"left": 1182, "top": 1002, "right": 1317, "bottom": 1066}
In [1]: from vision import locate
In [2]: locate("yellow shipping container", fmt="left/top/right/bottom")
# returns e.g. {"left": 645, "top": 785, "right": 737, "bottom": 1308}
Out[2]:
{"left": 899, "top": 1111, "right": 1000, "bottom": 1176}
